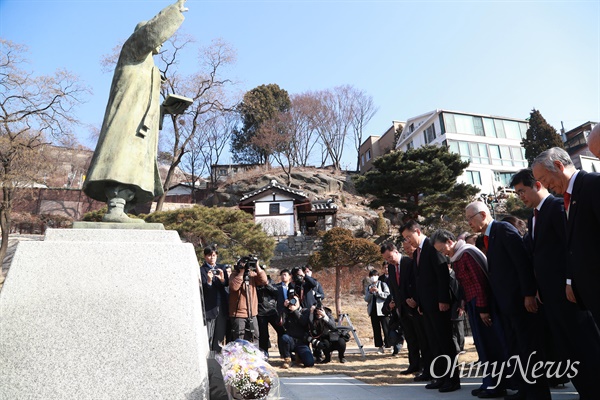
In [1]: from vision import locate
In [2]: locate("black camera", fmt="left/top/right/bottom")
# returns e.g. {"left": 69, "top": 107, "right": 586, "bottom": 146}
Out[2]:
{"left": 236, "top": 254, "right": 259, "bottom": 272}
{"left": 287, "top": 288, "right": 297, "bottom": 306}
{"left": 315, "top": 293, "right": 323, "bottom": 310}
{"left": 308, "top": 336, "right": 327, "bottom": 350}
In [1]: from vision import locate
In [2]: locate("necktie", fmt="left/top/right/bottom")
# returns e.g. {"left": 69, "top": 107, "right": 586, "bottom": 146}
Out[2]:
{"left": 563, "top": 193, "right": 571, "bottom": 211}
{"left": 533, "top": 208, "right": 539, "bottom": 237}
{"left": 484, "top": 235, "right": 489, "bottom": 250}
{"left": 396, "top": 265, "right": 401, "bottom": 286}
{"left": 416, "top": 247, "right": 421, "bottom": 266}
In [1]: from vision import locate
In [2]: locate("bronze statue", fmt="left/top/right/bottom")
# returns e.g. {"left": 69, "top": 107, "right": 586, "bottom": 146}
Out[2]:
{"left": 83, "top": 0, "right": 189, "bottom": 223}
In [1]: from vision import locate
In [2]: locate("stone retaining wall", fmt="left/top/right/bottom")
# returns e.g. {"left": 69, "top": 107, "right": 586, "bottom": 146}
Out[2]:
{"left": 272, "top": 235, "right": 322, "bottom": 259}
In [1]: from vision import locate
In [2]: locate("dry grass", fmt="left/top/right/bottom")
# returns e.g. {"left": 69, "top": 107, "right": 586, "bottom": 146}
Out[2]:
{"left": 265, "top": 284, "right": 478, "bottom": 385}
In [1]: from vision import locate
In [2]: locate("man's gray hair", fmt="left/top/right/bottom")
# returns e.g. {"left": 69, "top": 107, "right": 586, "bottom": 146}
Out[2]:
{"left": 466, "top": 200, "right": 490, "bottom": 215}
{"left": 532, "top": 147, "right": 573, "bottom": 172}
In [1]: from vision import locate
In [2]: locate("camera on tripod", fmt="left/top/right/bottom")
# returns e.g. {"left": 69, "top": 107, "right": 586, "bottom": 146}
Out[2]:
{"left": 235, "top": 254, "right": 259, "bottom": 272}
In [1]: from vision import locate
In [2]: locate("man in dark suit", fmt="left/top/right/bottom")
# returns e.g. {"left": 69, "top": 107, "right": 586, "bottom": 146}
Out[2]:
{"left": 532, "top": 147, "right": 600, "bottom": 324}
{"left": 466, "top": 201, "right": 550, "bottom": 400}
{"left": 275, "top": 269, "right": 292, "bottom": 317}
{"left": 381, "top": 243, "right": 421, "bottom": 370}
{"left": 511, "top": 168, "right": 600, "bottom": 399}
{"left": 199, "top": 245, "right": 229, "bottom": 352}
{"left": 400, "top": 221, "right": 460, "bottom": 393}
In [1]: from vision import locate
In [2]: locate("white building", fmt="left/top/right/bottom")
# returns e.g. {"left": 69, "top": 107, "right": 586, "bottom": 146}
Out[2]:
{"left": 396, "top": 109, "right": 529, "bottom": 195}
{"left": 239, "top": 180, "right": 338, "bottom": 236}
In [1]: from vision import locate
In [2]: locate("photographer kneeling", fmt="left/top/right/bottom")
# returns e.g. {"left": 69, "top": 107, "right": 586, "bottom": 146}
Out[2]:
{"left": 229, "top": 255, "right": 268, "bottom": 345}
{"left": 308, "top": 296, "right": 348, "bottom": 364}
{"left": 280, "top": 294, "right": 314, "bottom": 369}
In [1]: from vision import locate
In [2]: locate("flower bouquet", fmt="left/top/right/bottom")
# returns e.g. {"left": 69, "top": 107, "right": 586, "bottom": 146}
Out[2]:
{"left": 216, "top": 340, "right": 279, "bottom": 400}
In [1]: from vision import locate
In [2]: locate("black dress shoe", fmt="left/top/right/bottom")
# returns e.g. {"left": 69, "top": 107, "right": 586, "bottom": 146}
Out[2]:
{"left": 400, "top": 367, "right": 419, "bottom": 375}
{"left": 425, "top": 379, "right": 445, "bottom": 389}
{"left": 504, "top": 391, "right": 525, "bottom": 400}
{"left": 472, "top": 388, "right": 484, "bottom": 396}
{"left": 477, "top": 389, "right": 507, "bottom": 398}
{"left": 439, "top": 381, "right": 461, "bottom": 393}
{"left": 339, "top": 357, "right": 346, "bottom": 363}
{"left": 413, "top": 373, "right": 432, "bottom": 382}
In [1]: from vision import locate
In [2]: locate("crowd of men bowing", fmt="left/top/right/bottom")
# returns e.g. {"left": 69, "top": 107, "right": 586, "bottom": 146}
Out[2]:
{"left": 381, "top": 146, "right": 600, "bottom": 400}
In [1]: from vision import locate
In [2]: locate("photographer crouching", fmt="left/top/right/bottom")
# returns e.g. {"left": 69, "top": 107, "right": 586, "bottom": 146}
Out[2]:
{"left": 308, "top": 294, "right": 348, "bottom": 364}
{"left": 229, "top": 255, "right": 268, "bottom": 345}
{"left": 280, "top": 291, "right": 314, "bottom": 369}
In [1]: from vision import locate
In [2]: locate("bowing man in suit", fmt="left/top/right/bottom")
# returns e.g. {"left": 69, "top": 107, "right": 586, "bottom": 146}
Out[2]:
{"left": 532, "top": 147, "right": 600, "bottom": 325}
{"left": 431, "top": 229, "right": 508, "bottom": 399}
{"left": 401, "top": 221, "right": 460, "bottom": 393}
{"left": 511, "top": 168, "right": 600, "bottom": 399}
{"left": 466, "top": 201, "right": 550, "bottom": 400}
{"left": 381, "top": 243, "right": 422, "bottom": 370}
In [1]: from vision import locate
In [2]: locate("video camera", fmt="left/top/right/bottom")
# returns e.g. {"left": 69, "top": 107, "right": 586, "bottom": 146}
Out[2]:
{"left": 235, "top": 254, "right": 259, "bottom": 272}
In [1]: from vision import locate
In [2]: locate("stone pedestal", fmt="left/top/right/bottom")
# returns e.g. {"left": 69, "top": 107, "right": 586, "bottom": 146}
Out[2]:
{"left": 0, "top": 228, "right": 209, "bottom": 399}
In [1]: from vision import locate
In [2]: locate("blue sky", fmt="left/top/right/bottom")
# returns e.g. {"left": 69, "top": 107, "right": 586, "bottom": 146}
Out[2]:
{"left": 1, "top": 0, "right": 599, "bottom": 170}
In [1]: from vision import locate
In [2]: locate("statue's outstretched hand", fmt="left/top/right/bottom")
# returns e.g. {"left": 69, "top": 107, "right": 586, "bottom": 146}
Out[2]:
{"left": 177, "top": 0, "right": 188, "bottom": 12}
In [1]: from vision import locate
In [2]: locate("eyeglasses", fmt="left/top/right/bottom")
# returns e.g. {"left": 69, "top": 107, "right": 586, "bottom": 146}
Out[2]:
{"left": 466, "top": 212, "right": 481, "bottom": 221}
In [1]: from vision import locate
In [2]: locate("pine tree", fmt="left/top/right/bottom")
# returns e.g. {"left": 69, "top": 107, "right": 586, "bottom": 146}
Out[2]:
{"left": 142, "top": 205, "right": 276, "bottom": 263}
{"left": 353, "top": 145, "right": 479, "bottom": 222}
{"left": 308, "top": 228, "right": 381, "bottom": 317}
{"left": 521, "top": 109, "right": 564, "bottom": 165}
{"left": 231, "top": 84, "right": 291, "bottom": 165}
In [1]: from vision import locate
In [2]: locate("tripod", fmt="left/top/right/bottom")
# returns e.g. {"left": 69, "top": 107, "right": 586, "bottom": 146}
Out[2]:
{"left": 337, "top": 313, "right": 366, "bottom": 359}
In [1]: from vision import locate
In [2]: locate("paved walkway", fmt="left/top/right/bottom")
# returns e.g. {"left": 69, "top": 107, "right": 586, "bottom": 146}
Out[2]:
{"left": 278, "top": 375, "right": 579, "bottom": 400}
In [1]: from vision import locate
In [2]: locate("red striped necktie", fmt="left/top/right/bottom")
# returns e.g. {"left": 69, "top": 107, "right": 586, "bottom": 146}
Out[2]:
{"left": 563, "top": 193, "right": 571, "bottom": 211}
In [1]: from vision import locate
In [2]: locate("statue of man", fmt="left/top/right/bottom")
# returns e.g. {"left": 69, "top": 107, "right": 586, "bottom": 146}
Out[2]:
{"left": 83, "top": 0, "right": 188, "bottom": 223}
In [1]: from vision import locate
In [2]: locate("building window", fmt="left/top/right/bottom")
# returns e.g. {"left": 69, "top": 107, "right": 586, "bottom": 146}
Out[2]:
{"left": 424, "top": 124, "right": 436, "bottom": 144}
{"left": 366, "top": 149, "right": 371, "bottom": 161}
{"left": 466, "top": 170, "right": 482, "bottom": 186}
{"left": 504, "top": 120, "right": 521, "bottom": 140}
{"left": 361, "top": 153, "right": 365, "bottom": 166}
{"left": 409, "top": 123, "right": 415, "bottom": 133}
{"left": 455, "top": 114, "right": 475, "bottom": 135}
{"left": 269, "top": 203, "right": 280, "bottom": 215}
{"left": 519, "top": 122, "right": 529, "bottom": 139}
{"left": 483, "top": 118, "right": 496, "bottom": 137}
{"left": 495, "top": 172, "right": 514, "bottom": 188}
{"left": 218, "top": 168, "right": 227, "bottom": 176}
{"left": 443, "top": 113, "right": 456, "bottom": 133}
{"left": 493, "top": 119, "right": 506, "bottom": 138}
{"left": 407, "top": 140, "right": 414, "bottom": 150}
{"left": 473, "top": 117, "right": 484, "bottom": 136}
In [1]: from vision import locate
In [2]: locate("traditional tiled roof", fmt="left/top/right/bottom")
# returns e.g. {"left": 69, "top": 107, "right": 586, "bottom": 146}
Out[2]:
{"left": 311, "top": 199, "right": 338, "bottom": 211}
{"left": 239, "top": 180, "right": 308, "bottom": 203}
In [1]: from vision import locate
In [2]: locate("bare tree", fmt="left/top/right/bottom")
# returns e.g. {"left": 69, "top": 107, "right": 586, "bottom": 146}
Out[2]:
{"left": 313, "top": 86, "right": 355, "bottom": 171}
{"left": 154, "top": 36, "right": 237, "bottom": 211}
{"left": 252, "top": 112, "right": 295, "bottom": 185}
{"left": 182, "top": 108, "right": 237, "bottom": 191}
{"left": 288, "top": 92, "right": 321, "bottom": 167}
{"left": 0, "top": 39, "right": 90, "bottom": 261}
{"left": 350, "top": 88, "right": 378, "bottom": 172}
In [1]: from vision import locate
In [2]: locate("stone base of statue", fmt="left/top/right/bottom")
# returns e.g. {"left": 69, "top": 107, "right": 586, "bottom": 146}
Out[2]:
{"left": 0, "top": 228, "right": 209, "bottom": 399}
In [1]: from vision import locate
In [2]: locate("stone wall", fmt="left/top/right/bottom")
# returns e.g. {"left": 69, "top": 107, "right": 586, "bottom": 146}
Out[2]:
{"left": 272, "top": 235, "right": 322, "bottom": 259}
